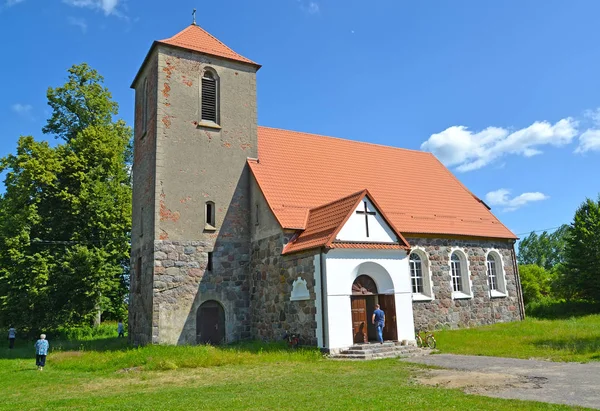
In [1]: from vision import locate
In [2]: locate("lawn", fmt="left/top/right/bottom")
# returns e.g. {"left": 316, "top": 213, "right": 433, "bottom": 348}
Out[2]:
{"left": 0, "top": 337, "right": 583, "bottom": 410}
{"left": 434, "top": 314, "right": 600, "bottom": 362}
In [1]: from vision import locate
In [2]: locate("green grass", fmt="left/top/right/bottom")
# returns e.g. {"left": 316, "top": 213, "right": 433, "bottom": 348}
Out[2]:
{"left": 435, "top": 314, "right": 600, "bottom": 362}
{"left": 0, "top": 338, "right": 583, "bottom": 410}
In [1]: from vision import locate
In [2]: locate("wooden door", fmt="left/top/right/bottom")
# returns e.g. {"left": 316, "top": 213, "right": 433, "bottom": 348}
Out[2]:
{"left": 197, "top": 301, "right": 225, "bottom": 344}
{"left": 351, "top": 296, "right": 368, "bottom": 343}
{"left": 378, "top": 294, "right": 398, "bottom": 341}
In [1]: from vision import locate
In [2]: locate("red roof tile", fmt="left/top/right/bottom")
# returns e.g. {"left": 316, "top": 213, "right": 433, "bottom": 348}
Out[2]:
{"left": 250, "top": 127, "right": 517, "bottom": 240}
{"left": 158, "top": 24, "right": 259, "bottom": 67}
{"left": 282, "top": 189, "right": 410, "bottom": 255}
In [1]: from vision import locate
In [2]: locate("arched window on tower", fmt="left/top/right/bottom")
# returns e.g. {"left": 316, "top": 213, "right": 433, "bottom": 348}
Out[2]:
{"left": 201, "top": 69, "right": 219, "bottom": 124}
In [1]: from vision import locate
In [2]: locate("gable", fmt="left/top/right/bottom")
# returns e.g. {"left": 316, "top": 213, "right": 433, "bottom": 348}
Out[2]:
{"left": 249, "top": 126, "right": 516, "bottom": 240}
{"left": 336, "top": 198, "right": 397, "bottom": 243}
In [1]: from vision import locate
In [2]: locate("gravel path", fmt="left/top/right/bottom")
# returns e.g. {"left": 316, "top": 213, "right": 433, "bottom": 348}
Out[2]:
{"left": 403, "top": 354, "right": 600, "bottom": 409}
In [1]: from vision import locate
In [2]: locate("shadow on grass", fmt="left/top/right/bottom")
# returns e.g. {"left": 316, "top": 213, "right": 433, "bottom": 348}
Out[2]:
{"left": 527, "top": 300, "right": 600, "bottom": 320}
{"left": 532, "top": 336, "right": 600, "bottom": 355}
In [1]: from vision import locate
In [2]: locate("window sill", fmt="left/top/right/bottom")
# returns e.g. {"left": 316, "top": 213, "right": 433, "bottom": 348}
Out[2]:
{"left": 412, "top": 294, "right": 434, "bottom": 302}
{"left": 490, "top": 290, "right": 508, "bottom": 298}
{"left": 452, "top": 292, "right": 472, "bottom": 300}
{"left": 197, "top": 121, "right": 221, "bottom": 130}
{"left": 204, "top": 224, "right": 216, "bottom": 232}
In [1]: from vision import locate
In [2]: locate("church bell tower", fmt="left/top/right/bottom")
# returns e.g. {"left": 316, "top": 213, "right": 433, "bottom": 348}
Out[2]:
{"left": 129, "top": 20, "right": 260, "bottom": 345}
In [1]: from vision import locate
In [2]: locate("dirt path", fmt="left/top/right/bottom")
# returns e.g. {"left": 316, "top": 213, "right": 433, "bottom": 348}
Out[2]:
{"left": 403, "top": 354, "right": 600, "bottom": 409}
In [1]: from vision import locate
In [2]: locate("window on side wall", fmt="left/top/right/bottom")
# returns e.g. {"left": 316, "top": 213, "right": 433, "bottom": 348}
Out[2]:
{"left": 450, "top": 251, "right": 471, "bottom": 299}
{"left": 409, "top": 251, "right": 433, "bottom": 301}
{"left": 487, "top": 252, "right": 507, "bottom": 297}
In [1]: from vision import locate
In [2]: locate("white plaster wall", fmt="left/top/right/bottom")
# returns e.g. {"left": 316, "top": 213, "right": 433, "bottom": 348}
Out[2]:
{"left": 336, "top": 198, "right": 396, "bottom": 243}
{"left": 324, "top": 249, "right": 414, "bottom": 351}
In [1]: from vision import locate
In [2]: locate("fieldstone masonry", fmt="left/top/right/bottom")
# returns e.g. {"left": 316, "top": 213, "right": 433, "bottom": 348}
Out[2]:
{"left": 250, "top": 233, "right": 319, "bottom": 346}
{"left": 407, "top": 237, "right": 523, "bottom": 331}
{"left": 152, "top": 240, "right": 251, "bottom": 344}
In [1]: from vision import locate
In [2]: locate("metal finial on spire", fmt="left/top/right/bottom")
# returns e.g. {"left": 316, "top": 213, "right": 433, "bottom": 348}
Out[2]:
{"left": 192, "top": 8, "right": 197, "bottom": 25}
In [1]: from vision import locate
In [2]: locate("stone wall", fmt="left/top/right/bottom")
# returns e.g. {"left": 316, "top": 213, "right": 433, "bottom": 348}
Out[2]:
{"left": 250, "top": 233, "right": 319, "bottom": 346}
{"left": 406, "top": 237, "right": 523, "bottom": 330}
{"left": 152, "top": 239, "right": 251, "bottom": 345}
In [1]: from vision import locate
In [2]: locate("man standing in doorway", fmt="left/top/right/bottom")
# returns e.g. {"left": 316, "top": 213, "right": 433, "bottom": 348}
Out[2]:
{"left": 372, "top": 304, "right": 385, "bottom": 344}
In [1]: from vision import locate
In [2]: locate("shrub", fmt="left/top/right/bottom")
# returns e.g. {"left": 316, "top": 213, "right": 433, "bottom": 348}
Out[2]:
{"left": 526, "top": 297, "right": 600, "bottom": 319}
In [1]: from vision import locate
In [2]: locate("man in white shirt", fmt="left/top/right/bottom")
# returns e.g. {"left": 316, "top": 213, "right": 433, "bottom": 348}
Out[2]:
{"left": 8, "top": 326, "right": 16, "bottom": 349}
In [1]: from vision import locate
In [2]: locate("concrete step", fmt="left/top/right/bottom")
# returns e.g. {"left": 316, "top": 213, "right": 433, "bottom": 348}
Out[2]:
{"left": 331, "top": 346, "right": 429, "bottom": 361}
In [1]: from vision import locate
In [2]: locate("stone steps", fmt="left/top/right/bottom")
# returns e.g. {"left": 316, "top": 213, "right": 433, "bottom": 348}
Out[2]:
{"left": 330, "top": 342, "right": 431, "bottom": 360}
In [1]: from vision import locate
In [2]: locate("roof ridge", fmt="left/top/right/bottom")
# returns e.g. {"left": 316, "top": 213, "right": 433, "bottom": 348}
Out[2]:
{"left": 258, "top": 125, "right": 435, "bottom": 156}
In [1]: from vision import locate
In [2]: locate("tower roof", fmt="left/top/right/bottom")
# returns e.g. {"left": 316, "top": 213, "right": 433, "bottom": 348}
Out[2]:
{"left": 131, "top": 24, "right": 259, "bottom": 88}
{"left": 159, "top": 24, "right": 259, "bottom": 67}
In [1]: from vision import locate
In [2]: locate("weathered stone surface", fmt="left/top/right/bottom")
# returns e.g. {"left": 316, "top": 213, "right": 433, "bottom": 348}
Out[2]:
{"left": 250, "top": 233, "right": 318, "bottom": 346}
{"left": 407, "top": 237, "right": 523, "bottom": 331}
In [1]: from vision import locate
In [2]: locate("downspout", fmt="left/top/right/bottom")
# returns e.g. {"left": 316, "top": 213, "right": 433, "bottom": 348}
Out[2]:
{"left": 319, "top": 249, "right": 329, "bottom": 350}
{"left": 511, "top": 241, "right": 526, "bottom": 320}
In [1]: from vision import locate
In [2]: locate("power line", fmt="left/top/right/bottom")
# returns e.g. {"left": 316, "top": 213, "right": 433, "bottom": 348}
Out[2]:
{"left": 515, "top": 225, "right": 565, "bottom": 237}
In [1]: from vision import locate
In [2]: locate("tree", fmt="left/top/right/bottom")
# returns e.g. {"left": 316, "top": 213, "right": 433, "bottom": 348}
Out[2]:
{"left": 0, "top": 63, "right": 131, "bottom": 331}
{"left": 564, "top": 196, "right": 600, "bottom": 302}
{"left": 517, "top": 224, "right": 569, "bottom": 270}
{"left": 518, "top": 264, "right": 553, "bottom": 305}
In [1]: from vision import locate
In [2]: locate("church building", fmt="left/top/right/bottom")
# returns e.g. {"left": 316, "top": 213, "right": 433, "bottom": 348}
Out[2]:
{"left": 129, "top": 22, "right": 525, "bottom": 351}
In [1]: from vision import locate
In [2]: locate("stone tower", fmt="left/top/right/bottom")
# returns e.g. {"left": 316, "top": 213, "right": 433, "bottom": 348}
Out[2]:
{"left": 129, "top": 23, "right": 260, "bottom": 345}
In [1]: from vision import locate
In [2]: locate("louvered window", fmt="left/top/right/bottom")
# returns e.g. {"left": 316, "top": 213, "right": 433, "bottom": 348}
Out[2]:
{"left": 201, "top": 71, "right": 218, "bottom": 123}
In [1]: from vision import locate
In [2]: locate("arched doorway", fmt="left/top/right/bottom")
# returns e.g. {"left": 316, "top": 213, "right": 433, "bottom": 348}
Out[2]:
{"left": 196, "top": 300, "right": 225, "bottom": 345}
{"left": 351, "top": 274, "right": 398, "bottom": 344}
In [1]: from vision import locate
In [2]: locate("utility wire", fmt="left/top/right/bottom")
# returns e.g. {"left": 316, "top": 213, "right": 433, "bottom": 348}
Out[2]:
{"left": 515, "top": 225, "right": 565, "bottom": 237}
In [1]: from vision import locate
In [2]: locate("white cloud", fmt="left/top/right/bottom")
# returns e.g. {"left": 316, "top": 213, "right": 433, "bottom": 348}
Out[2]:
{"left": 11, "top": 103, "right": 34, "bottom": 120}
{"left": 421, "top": 118, "right": 578, "bottom": 172}
{"left": 575, "top": 129, "right": 600, "bottom": 154}
{"left": 68, "top": 16, "right": 87, "bottom": 33}
{"left": 5, "top": 0, "right": 25, "bottom": 6}
{"left": 296, "top": 0, "right": 319, "bottom": 14}
{"left": 63, "top": 0, "right": 120, "bottom": 16}
{"left": 584, "top": 108, "right": 600, "bottom": 126}
{"left": 485, "top": 189, "right": 549, "bottom": 212}
{"left": 11, "top": 103, "right": 32, "bottom": 114}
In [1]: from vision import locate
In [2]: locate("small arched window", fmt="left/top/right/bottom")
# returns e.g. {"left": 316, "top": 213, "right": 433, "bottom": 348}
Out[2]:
{"left": 486, "top": 251, "right": 507, "bottom": 297}
{"left": 201, "top": 69, "right": 218, "bottom": 124}
{"left": 450, "top": 251, "right": 471, "bottom": 298}
{"left": 205, "top": 201, "right": 216, "bottom": 230}
{"left": 409, "top": 250, "right": 433, "bottom": 300}
{"left": 410, "top": 253, "right": 423, "bottom": 294}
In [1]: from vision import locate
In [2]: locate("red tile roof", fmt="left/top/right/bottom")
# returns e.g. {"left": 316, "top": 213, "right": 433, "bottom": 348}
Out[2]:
{"left": 249, "top": 127, "right": 517, "bottom": 240}
{"left": 158, "top": 24, "right": 259, "bottom": 67}
{"left": 282, "top": 189, "right": 410, "bottom": 255}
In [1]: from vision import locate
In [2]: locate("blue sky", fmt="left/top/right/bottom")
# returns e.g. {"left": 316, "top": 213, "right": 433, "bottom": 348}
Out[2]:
{"left": 1, "top": 0, "right": 599, "bottom": 238}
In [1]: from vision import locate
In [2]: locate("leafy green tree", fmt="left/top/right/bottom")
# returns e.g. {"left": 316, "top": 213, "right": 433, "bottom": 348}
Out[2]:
{"left": 518, "top": 264, "right": 553, "bottom": 305}
{"left": 517, "top": 224, "right": 569, "bottom": 270}
{"left": 564, "top": 196, "right": 600, "bottom": 302}
{"left": 0, "top": 63, "right": 131, "bottom": 331}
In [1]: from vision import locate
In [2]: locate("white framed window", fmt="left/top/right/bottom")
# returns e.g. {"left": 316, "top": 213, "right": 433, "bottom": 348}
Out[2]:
{"left": 200, "top": 68, "right": 219, "bottom": 125}
{"left": 449, "top": 250, "right": 472, "bottom": 299}
{"left": 409, "top": 249, "right": 434, "bottom": 301}
{"left": 486, "top": 250, "right": 508, "bottom": 297}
